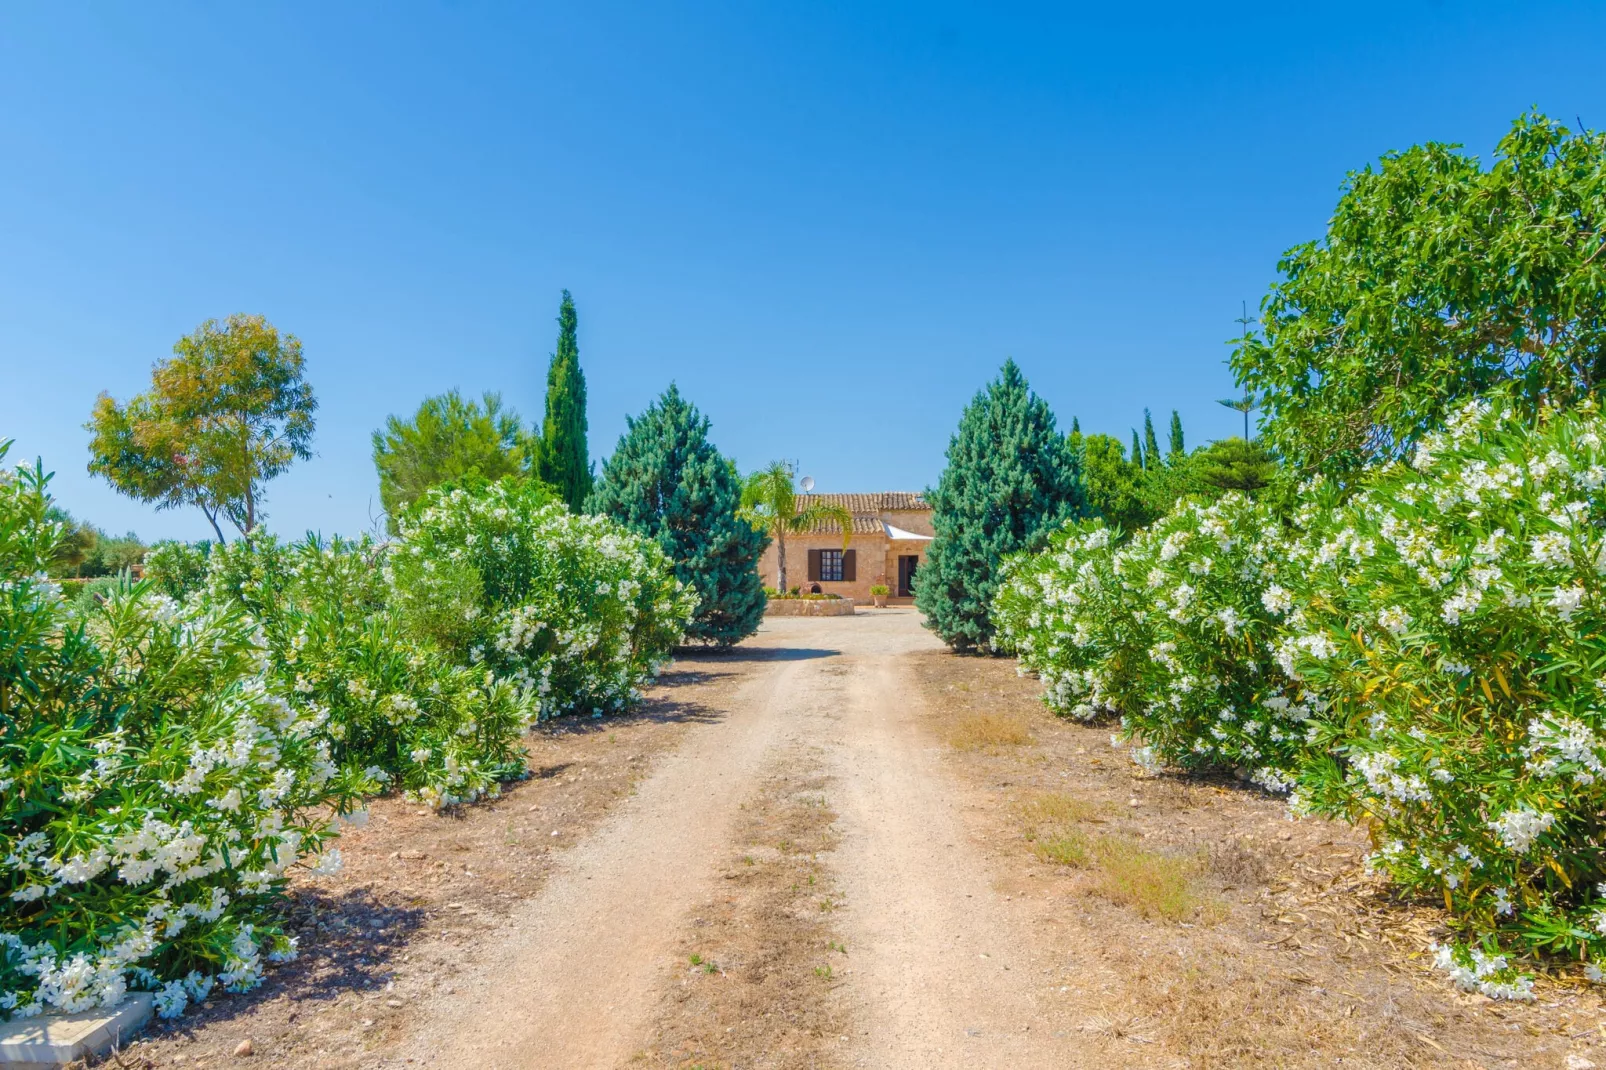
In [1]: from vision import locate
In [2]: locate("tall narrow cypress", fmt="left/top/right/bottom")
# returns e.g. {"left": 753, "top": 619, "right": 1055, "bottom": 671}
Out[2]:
{"left": 1168, "top": 410, "right": 1185, "bottom": 459}
{"left": 539, "top": 290, "right": 593, "bottom": 511}
{"left": 1143, "top": 409, "right": 1160, "bottom": 470}
{"left": 915, "top": 360, "right": 1088, "bottom": 651}
{"left": 1131, "top": 429, "right": 1144, "bottom": 469}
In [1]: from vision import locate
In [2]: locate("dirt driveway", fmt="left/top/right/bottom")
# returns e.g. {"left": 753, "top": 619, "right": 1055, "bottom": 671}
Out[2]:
{"left": 384, "top": 608, "right": 1076, "bottom": 1068}
{"left": 127, "top": 608, "right": 1602, "bottom": 1069}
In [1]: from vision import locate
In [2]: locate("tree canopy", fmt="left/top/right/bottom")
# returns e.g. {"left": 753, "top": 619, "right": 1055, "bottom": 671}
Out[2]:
{"left": 917, "top": 360, "right": 1087, "bottom": 651}
{"left": 1233, "top": 112, "right": 1606, "bottom": 477}
{"left": 43, "top": 508, "right": 146, "bottom": 578}
{"left": 1069, "top": 430, "right": 1152, "bottom": 533}
{"left": 1191, "top": 436, "right": 1279, "bottom": 495}
{"left": 589, "top": 385, "right": 768, "bottom": 646}
{"left": 539, "top": 290, "right": 593, "bottom": 511}
{"left": 86, "top": 314, "right": 315, "bottom": 540}
{"left": 372, "top": 390, "right": 531, "bottom": 530}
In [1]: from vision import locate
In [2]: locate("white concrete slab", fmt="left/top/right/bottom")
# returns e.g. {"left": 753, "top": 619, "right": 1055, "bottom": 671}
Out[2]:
{"left": 0, "top": 994, "right": 153, "bottom": 1068}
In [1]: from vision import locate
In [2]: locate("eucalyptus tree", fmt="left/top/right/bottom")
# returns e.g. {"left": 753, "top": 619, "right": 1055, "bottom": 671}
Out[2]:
{"left": 87, "top": 314, "right": 315, "bottom": 540}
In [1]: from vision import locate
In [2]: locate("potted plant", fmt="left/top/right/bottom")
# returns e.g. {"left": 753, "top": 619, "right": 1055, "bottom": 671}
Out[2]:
{"left": 869, "top": 583, "right": 889, "bottom": 608}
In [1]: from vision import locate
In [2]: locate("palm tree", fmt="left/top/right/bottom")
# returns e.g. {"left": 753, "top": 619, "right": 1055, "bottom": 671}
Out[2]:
{"left": 738, "top": 461, "right": 852, "bottom": 592}
{"left": 1217, "top": 392, "right": 1258, "bottom": 440}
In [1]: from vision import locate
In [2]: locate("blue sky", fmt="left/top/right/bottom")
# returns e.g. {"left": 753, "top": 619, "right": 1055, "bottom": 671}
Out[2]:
{"left": 2, "top": 2, "right": 1603, "bottom": 540}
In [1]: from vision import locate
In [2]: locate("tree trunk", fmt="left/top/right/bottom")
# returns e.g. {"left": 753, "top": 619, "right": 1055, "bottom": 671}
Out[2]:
{"left": 776, "top": 530, "right": 787, "bottom": 592}
{"left": 204, "top": 507, "right": 226, "bottom": 544}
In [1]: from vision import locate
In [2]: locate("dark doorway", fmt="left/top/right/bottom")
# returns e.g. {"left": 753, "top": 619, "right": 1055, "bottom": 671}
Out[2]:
{"left": 897, "top": 555, "right": 919, "bottom": 597}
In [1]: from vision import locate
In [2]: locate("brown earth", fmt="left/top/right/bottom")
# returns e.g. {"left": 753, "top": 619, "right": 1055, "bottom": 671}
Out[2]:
{"left": 93, "top": 610, "right": 1603, "bottom": 1070}
{"left": 908, "top": 646, "right": 1606, "bottom": 1069}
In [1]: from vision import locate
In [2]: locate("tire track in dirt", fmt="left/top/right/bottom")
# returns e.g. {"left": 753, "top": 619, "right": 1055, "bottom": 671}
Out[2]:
{"left": 393, "top": 644, "right": 828, "bottom": 1069}
{"left": 826, "top": 614, "right": 1080, "bottom": 1068}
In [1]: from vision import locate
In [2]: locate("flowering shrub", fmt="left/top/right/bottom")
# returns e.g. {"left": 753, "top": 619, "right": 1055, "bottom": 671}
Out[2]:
{"left": 143, "top": 540, "right": 213, "bottom": 600}
{"left": 186, "top": 532, "right": 534, "bottom": 808}
{"left": 1119, "top": 495, "right": 1312, "bottom": 786}
{"left": 387, "top": 479, "right": 697, "bottom": 718}
{"left": 1277, "top": 398, "right": 1606, "bottom": 996}
{"left": 1, "top": 444, "right": 363, "bottom": 1021}
{"left": 997, "top": 497, "right": 1312, "bottom": 787}
{"left": 994, "top": 522, "right": 1152, "bottom": 722}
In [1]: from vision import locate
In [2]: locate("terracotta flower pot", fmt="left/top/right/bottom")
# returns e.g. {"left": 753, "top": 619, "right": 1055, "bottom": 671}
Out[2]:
{"left": 873, "top": 595, "right": 887, "bottom": 608}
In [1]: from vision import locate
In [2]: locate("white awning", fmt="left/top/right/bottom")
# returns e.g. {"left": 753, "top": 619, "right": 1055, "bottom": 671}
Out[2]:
{"left": 883, "top": 521, "right": 933, "bottom": 541}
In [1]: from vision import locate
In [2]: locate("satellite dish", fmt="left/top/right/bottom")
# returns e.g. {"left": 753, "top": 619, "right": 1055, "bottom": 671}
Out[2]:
{"left": 801, "top": 475, "right": 815, "bottom": 492}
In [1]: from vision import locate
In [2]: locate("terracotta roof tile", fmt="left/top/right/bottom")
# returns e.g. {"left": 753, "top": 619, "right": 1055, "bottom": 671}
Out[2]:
{"left": 797, "top": 492, "right": 928, "bottom": 513}
{"left": 792, "top": 492, "right": 929, "bottom": 535}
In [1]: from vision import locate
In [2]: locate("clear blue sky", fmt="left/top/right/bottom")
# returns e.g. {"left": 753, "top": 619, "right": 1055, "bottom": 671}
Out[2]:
{"left": 3, "top": 2, "right": 1603, "bottom": 541}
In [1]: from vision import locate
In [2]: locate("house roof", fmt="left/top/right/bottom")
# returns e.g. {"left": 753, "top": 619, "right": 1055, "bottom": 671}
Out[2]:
{"left": 797, "top": 492, "right": 928, "bottom": 513}
{"left": 793, "top": 492, "right": 930, "bottom": 535}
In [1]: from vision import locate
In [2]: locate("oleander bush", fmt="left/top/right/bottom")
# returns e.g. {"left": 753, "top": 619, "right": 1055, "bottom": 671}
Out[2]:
{"left": 1120, "top": 495, "right": 1312, "bottom": 786}
{"left": 144, "top": 539, "right": 214, "bottom": 600}
{"left": 150, "top": 479, "right": 695, "bottom": 804}
{"left": 1273, "top": 398, "right": 1606, "bottom": 997}
{"left": 386, "top": 479, "right": 696, "bottom": 719}
{"left": 995, "top": 522, "right": 1152, "bottom": 721}
{"left": 1, "top": 445, "right": 365, "bottom": 1021}
{"left": 201, "top": 532, "right": 534, "bottom": 808}
{"left": 997, "top": 496, "right": 1312, "bottom": 788}
{"left": 999, "top": 399, "right": 1606, "bottom": 996}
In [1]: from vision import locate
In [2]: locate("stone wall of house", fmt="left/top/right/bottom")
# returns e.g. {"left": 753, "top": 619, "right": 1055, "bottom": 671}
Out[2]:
{"left": 757, "top": 531, "right": 930, "bottom": 604}
{"left": 882, "top": 508, "right": 936, "bottom": 537}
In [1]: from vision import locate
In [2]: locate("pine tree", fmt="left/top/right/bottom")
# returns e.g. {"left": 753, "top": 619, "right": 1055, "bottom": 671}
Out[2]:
{"left": 1143, "top": 409, "right": 1160, "bottom": 470}
{"left": 1070, "top": 416, "right": 1080, "bottom": 434}
{"left": 1168, "top": 410, "right": 1185, "bottom": 459}
{"left": 588, "top": 385, "right": 768, "bottom": 646}
{"left": 915, "top": 360, "right": 1088, "bottom": 651}
{"left": 539, "top": 290, "right": 593, "bottom": 511}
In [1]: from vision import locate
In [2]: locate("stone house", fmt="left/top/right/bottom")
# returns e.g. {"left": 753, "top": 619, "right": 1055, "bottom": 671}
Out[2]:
{"left": 759, "top": 493, "right": 933, "bottom": 604}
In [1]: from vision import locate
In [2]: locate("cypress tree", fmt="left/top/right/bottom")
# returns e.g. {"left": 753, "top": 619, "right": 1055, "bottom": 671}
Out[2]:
{"left": 1168, "top": 410, "right": 1185, "bottom": 459}
{"left": 539, "top": 290, "right": 593, "bottom": 511}
{"left": 1131, "top": 429, "right": 1144, "bottom": 469}
{"left": 1143, "top": 409, "right": 1160, "bottom": 470}
{"left": 1070, "top": 416, "right": 1080, "bottom": 434}
{"left": 588, "top": 385, "right": 768, "bottom": 646}
{"left": 915, "top": 360, "right": 1088, "bottom": 651}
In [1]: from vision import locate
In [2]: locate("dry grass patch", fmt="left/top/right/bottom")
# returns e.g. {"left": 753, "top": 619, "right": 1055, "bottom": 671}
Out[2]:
{"left": 1017, "top": 789, "right": 1102, "bottom": 825}
{"left": 1091, "top": 837, "right": 1217, "bottom": 922}
{"left": 946, "top": 710, "right": 1034, "bottom": 750}
{"left": 1018, "top": 789, "right": 1214, "bottom": 921}
{"left": 1018, "top": 791, "right": 1099, "bottom": 866}
{"left": 1031, "top": 829, "right": 1093, "bottom": 867}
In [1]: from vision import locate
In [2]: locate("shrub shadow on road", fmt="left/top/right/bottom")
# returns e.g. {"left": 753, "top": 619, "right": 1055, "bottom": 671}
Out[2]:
{"left": 143, "top": 885, "right": 425, "bottom": 1046}
{"left": 534, "top": 671, "right": 733, "bottom": 739}
{"left": 676, "top": 645, "right": 839, "bottom": 663}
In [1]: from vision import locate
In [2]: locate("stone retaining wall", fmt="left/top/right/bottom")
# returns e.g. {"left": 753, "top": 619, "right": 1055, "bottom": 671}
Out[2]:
{"left": 763, "top": 598, "right": 856, "bottom": 617}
